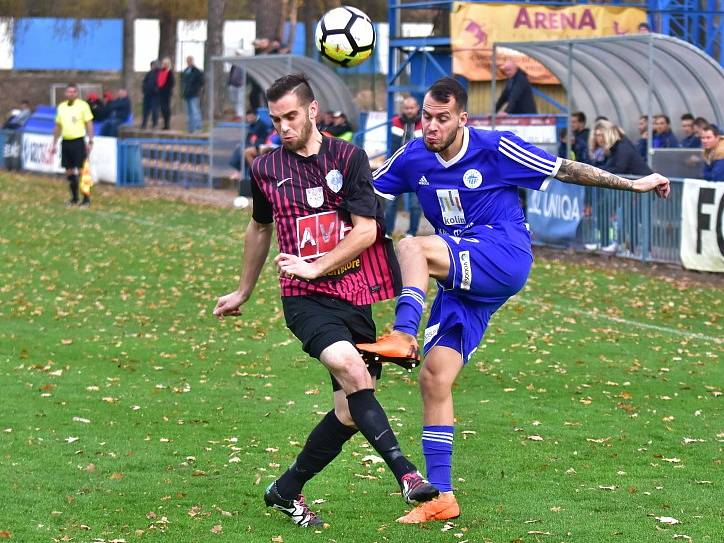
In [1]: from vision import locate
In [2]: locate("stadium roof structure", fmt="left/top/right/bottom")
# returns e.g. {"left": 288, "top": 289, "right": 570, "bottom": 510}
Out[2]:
{"left": 214, "top": 54, "right": 359, "bottom": 128}
{"left": 492, "top": 34, "right": 724, "bottom": 140}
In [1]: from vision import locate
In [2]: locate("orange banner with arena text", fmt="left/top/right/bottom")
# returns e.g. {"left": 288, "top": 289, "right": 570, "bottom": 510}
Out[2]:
{"left": 451, "top": 2, "right": 647, "bottom": 84}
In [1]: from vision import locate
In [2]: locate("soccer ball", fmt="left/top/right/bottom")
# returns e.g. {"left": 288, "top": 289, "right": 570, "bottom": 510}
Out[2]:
{"left": 315, "top": 6, "right": 375, "bottom": 68}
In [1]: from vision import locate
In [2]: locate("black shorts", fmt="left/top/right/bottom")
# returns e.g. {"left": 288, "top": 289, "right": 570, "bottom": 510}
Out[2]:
{"left": 61, "top": 138, "right": 87, "bottom": 170}
{"left": 282, "top": 294, "right": 382, "bottom": 391}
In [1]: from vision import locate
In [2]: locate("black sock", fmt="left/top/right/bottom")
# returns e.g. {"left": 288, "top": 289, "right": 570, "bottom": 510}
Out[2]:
{"left": 346, "top": 388, "right": 416, "bottom": 484}
{"left": 275, "top": 410, "right": 357, "bottom": 499}
{"left": 68, "top": 174, "right": 79, "bottom": 203}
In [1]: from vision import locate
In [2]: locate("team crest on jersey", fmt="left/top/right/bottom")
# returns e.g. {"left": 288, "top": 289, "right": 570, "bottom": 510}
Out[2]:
{"left": 436, "top": 189, "right": 466, "bottom": 225}
{"left": 325, "top": 169, "right": 344, "bottom": 193}
{"left": 463, "top": 168, "right": 483, "bottom": 189}
{"left": 306, "top": 187, "right": 324, "bottom": 208}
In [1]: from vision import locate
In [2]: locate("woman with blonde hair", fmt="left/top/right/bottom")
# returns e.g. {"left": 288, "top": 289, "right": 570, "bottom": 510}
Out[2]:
{"left": 157, "top": 57, "right": 175, "bottom": 130}
{"left": 593, "top": 119, "right": 652, "bottom": 175}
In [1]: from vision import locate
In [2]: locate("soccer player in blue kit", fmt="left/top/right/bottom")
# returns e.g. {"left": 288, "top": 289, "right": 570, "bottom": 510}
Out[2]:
{"left": 358, "top": 77, "right": 670, "bottom": 523}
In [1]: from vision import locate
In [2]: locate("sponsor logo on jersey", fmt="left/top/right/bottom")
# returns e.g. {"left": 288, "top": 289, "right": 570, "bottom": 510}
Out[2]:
{"left": 459, "top": 250, "right": 472, "bottom": 290}
{"left": 296, "top": 210, "right": 352, "bottom": 259}
{"left": 324, "top": 257, "right": 360, "bottom": 277}
{"left": 305, "top": 186, "right": 324, "bottom": 208}
{"left": 325, "top": 169, "right": 343, "bottom": 193}
{"left": 424, "top": 323, "right": 440, "bottom": 347}
{"left": 436, "top": 189, "right": 466, "bottom": 225}
{"left": 463, "top": 168, "right": 483, "bottom": 189}
{"left": 418, "top": 175, "right": 429, "bottom": 185}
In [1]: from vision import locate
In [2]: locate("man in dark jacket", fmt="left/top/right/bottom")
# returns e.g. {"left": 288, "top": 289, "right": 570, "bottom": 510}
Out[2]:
{"left": 679, "top": 113, "right": 700, "bottom": 148}
{"left": 652, "top": 115, "right": 679, "bottom": 149}
{"left": 495, "top": 59, "right": 537, "bottom": 115}
{"left": 181, "top": 56, "right": 204, "bottom": 132}
{"left": 141, "top": 60, "right": 159, "bottom": 129}
{"left": 570, "top": 111, "right": 590, "bottom": 163}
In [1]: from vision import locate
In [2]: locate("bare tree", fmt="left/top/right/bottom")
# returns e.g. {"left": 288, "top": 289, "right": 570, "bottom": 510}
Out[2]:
{"left": 206, "top": 0, "right": 226, "bottom": 120}
{"left": 122, "top": 0, "right": 138, "bottom": 91}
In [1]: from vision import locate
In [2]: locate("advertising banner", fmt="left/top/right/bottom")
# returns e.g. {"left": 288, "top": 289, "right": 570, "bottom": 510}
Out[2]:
{"left": 451, "top": 2, "right": 647, "bottom": 83}
{"left": 680, "top": 178, "right": 724, "bottom": 272}
{"left": 527, "top": 181, "right": 585, "bottom": 243}
{"left": 22, "top": 132, "right": 63, "bottom": 174}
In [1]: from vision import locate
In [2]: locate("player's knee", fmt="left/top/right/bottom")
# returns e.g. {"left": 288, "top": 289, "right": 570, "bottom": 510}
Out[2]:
{"left": 333, "top": 404, "right": 356, "bottom": 427}
{"left": 419, "top": 364, "right": 452, "bottom": 398}
{"left": 396, "top": 235, "right": 421, "bottom": 257}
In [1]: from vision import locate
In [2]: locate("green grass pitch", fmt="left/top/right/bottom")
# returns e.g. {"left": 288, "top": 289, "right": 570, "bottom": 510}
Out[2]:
{"left": 0, "top": 173, "right": 721, "bottom": 543}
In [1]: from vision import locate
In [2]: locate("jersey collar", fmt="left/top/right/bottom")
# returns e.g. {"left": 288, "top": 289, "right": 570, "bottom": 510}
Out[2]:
{"left": 435, "top": 126, "right": 469, "bottom": 168}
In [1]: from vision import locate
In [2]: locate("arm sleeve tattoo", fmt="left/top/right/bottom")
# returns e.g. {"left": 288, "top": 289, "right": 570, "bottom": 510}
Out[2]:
{"left": 555, "top": 159, "right": 634, "bottom": 191}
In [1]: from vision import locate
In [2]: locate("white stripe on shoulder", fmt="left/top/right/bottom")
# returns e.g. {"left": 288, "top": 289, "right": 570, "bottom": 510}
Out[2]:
{"left": 498, "top": 146, "right": 553, "bottom": 176}
{"left": 499, "top": 136, "right": 557, "bottom": 167}
{"left": 372, "top": 142, "right": 408, "bottom": 180}
{"left": 551, "top": 156, "right": 562, "bottom": 177}
{"left": 498, "top": 139, "right": 556, "bottom": 174}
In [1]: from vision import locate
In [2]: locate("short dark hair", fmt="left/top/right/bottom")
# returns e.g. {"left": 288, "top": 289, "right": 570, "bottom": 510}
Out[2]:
{"left": 266, "top": 73, "right": 315, "bottom": 106}
{"left": 654, "top": 114, "right": 671, "bottom": 125}
{"left": 67, "top": 82, "right": 78, "bottom": 89}
{"left": 245, "top": 109, "right": 257, "bottom": 116}
{"left": 571, "top": 111, "right": 586, "bottom": 124}
{"left": 694, "top": 116, "right": 709, "bottom": 128}
{"left": 681, "top": 113, "right": 695, "bottom": 122}
{"left": 594, "top": 115, "right": 608, "bottom": 122}
{"left": 639, "top": 114, "right": 648, "bottom": 121}
{"left": 427, "top": 77, "right": 467, "bottom": 111}
{"left": 638, "top": 22, "right": 650, "bottom": 31}
{"left": 702, "top": 124, "right": 720, "bottom": 137}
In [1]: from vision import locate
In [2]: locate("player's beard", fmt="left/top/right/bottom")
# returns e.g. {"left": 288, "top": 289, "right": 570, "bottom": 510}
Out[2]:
{"left": 424, "top": 126, "right": 459, "bottom": 154}
{"left": 283, "top": 116, "right": 313, "bottom": 153}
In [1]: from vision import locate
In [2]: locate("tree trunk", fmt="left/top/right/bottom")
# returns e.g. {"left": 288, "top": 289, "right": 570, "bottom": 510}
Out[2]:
{"left": 206, "top": 0, "right": 227, "bottom": 120}
{"left": 302, "top": 0, "right": 316, "bottom": 57}
{"left": 255, "top": 2, "right": 281, "bottom": 41}
{"left": 122, "top": 0, "right": 138, "bottom": 93}
{"left": 285, "top": 0, "right": 298, "bottom": 52}
{"left": 158, "top": 9, "right": 177, "bottom": 67}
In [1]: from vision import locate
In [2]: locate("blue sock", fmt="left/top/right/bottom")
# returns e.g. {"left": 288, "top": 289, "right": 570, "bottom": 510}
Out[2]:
{"left": 393, "top": 286, "right": 425, "bottom": 336}
{"left": 422, "top": 425, "right": 454, "bottom": 492}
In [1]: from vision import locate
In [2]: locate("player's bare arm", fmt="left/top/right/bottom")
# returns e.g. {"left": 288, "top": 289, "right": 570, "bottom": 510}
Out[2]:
{"left": 213, "top": 219, "right": 273, "bottom": 317}
{"left": 275, "top": 213, "right": 377, "bottom": 280}
{"left": 50, "top": 123, "right": 62, "bottom": 154}
{"left": 555, "top": 159, "right": 671, "bottom": 198}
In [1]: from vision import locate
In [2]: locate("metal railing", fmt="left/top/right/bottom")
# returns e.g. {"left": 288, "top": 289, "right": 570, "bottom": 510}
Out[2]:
{"left": 528, "top": 178, "right": 685, "bottom": 264}
{"left": 117, "top": 138, "right": 209, "bottom": 188}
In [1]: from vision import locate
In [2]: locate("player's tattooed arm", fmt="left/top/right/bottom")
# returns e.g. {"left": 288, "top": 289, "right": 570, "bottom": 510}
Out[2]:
{"left": 555, "top": 159, "right": 633, "bottom": 190}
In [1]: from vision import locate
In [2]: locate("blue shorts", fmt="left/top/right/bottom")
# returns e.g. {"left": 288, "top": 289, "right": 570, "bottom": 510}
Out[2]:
{"left": 422, "top": 229, "right": 533, "bottom": 363}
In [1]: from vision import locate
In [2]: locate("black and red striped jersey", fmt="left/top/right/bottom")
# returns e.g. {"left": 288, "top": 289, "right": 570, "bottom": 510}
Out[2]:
{"left": 250, "top": 137, "right": 400, "bottom": 305}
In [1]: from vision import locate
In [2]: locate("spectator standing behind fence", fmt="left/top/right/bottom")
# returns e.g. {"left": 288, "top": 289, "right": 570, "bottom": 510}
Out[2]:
{"left": 652, "top": 115, "right": 678, "bottom": 149}
{"left": 594, "top": 119, "right": 652, "bottom": 176}
{"left": 570, "top": 111, "right": 590, "bottom": 163}
{"left": 679, "top": 113, "right": 700, "bottom": 148}
{"left": 495, "top": 59, "right": 537, "bottom": 115}
{"left": 50, "top": 83, "right": 94, "bottom": 207}
{"left": 327, "top": 111, "right": 353, "bottom": 140}
{"left": 384, "top": 96, "right": 423, "bottom": 238}
{"left": 157, "top": 57, "right": 175, "bottom": 130}
{"left": 701, "top": 125, "right": 724, "bottom": 181}
{"left": 182, "top": 55, "right": 204, "bottom": 133}
{"left": 141, "top": 60, "right": 159, "bottom": 129}
{"left": 101, "top": 89, "right": 131, "bottom": 137}
{"left": 228, "top": 57, "right": 244, "bottom": 119}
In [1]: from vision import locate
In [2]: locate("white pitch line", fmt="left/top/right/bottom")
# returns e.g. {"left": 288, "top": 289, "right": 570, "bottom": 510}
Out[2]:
{"left": 516, "top": 298, "right": 722, "bottom": 344}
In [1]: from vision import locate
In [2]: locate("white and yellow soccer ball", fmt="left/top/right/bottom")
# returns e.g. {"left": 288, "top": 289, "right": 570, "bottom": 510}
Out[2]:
{"left": 315, "top": 6, "right": 375, "bottom": 68}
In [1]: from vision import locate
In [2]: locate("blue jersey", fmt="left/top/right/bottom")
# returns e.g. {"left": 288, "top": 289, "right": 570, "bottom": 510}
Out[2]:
{"left": 373, "top": 126, "right": 560, "bottom": 254}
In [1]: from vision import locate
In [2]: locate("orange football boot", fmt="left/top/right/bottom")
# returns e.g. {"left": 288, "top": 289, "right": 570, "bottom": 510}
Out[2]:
{"left": 396, "top": 492, "right": 460, "bottom": 524}
{"left": 357, "top": 331, "right": 419, "bottom": 361}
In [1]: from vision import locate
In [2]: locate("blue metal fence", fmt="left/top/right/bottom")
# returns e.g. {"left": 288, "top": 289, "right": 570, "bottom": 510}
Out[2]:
{"left": 528, "top": 178, "right": 684, "bottom": 264}
{"left": 116, "top": 138, "right": 209, "bottom": 188}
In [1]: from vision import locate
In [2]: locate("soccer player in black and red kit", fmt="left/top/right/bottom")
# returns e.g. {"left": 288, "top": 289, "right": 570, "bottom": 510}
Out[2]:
{"left": 213, "top": 73, "right": 437, "bottom": 527}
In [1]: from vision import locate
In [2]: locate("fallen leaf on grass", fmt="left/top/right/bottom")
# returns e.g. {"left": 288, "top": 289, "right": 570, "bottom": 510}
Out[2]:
{"left": 655, "top": 516, "right": 680, "bottom": 525}
{"left": 271, "top": 536, "right": 283, "bottom": 543}
{"left": 109, "top": 473, "right": 125, "bottom": 480}
{"left": 0, "top": 531, "right": 11, "bottom": 538}
{"left": 672, "top": 535, "right": 691, "bottom": 541}
{"left": 361, "top": 455, "right": 384, "bottom": 464}
{"left": 527, "top": 435, "right": 544, "bottom": 441}
{"left": 210, "top": 524, "right": 222, "bottom": 534}
{"left": 65, "top": 436, "right": 79, "bottom": 444}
